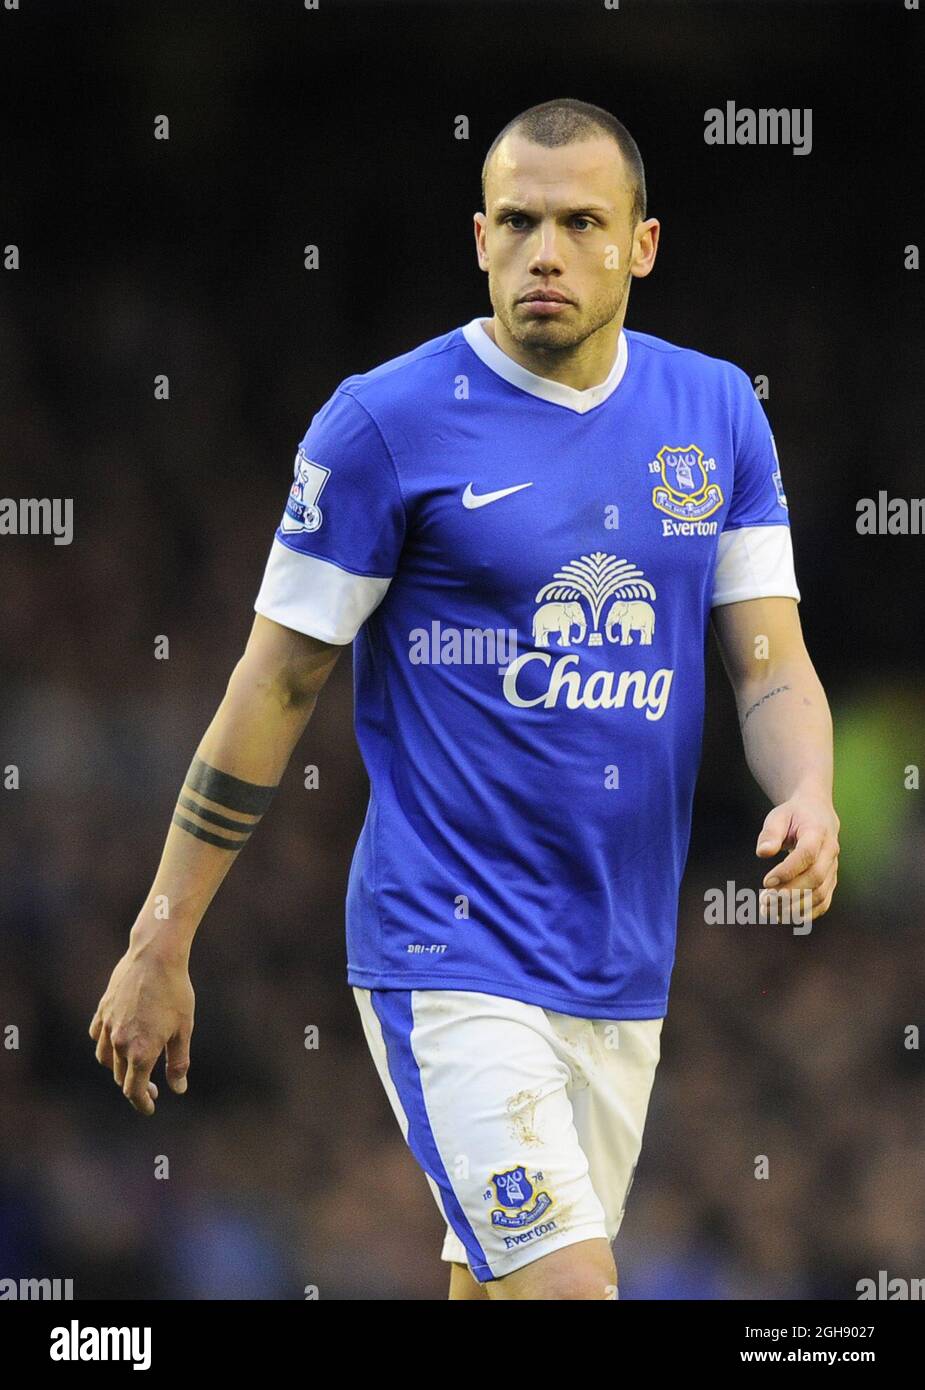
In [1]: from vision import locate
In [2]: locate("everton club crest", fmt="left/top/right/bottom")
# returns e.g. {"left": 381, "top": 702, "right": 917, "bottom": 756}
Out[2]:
{"left": 651, "top": 444, "right": 724, "bottom": 522}
{"left": 488, "top": 1167, "right": 553, "bottom": 1230}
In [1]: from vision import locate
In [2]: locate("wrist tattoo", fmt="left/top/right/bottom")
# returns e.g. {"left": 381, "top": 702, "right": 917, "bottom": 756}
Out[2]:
{"left": 742, "top": 683, "right": 791, "bottom": 725}
{"left": 171, "top": 755, "right": 278, "bottom": 851}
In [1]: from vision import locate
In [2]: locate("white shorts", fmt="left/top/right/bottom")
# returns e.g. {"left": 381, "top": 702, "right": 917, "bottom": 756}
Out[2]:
{"left": 353, "top": 986, "right": 663, "bottom": 1284}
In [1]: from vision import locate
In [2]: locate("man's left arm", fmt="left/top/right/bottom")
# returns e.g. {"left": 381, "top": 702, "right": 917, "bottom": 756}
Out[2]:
{"left": 711, "top": 595, "right": 839, "bottom": 920}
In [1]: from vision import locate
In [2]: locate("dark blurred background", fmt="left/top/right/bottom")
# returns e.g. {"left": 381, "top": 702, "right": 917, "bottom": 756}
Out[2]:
{"left": 1, "top": 0, "right": 923, "bottom": 1299}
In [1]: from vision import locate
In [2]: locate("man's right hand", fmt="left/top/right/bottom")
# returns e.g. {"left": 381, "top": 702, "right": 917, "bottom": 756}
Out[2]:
{"left": 89, "top": 944, "right": 195, "bottom": 1115}
{"left": 86, "top": 617, "right": 341, "bottom": 1115}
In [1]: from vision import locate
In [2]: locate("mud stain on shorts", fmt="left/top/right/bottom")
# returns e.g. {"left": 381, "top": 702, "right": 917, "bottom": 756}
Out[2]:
{"left": 506, "top": 1088, "right": 544, "bottom": 1147}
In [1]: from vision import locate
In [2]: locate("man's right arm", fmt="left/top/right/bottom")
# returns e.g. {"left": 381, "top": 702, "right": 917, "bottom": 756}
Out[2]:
{"left": 89, "top": 613, "right": 342, "bottom": 1114}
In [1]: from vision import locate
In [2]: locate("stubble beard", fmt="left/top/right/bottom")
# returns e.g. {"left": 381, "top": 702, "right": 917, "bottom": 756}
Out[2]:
{"left": 494, "top": 266, "right": 633, "bottom": 359}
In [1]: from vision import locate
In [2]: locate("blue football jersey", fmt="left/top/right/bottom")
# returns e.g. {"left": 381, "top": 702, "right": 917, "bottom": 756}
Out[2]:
{"left": 254, "top": 318, "right": 799, "bottom": 1018}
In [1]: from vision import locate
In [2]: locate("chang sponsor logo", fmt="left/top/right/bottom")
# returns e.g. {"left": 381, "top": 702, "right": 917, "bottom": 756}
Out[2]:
{"left": 502, "top": 551, "right": 674, "bottom": 720}
{"left": 504, "top": 653, "right": 673, "bottom": 719}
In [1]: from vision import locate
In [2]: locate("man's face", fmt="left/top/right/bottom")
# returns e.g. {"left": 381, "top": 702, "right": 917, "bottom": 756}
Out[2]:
{"left": 474, "top": 132, "right": 658, "bottom": 353}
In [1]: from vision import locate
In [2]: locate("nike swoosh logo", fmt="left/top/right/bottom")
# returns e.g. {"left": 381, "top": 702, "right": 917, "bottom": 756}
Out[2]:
{"left": 462, "top": 482, "right": 533, "bottom": 510}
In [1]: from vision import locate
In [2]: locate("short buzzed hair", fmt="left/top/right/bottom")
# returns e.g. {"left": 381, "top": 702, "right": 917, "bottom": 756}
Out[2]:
{"left": 481, "top": 97, "right": 646, "bottom": 226}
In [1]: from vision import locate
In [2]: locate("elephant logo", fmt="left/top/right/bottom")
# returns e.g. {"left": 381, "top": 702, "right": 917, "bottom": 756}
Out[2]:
{"left": 532, "top": 552, "right": 656, "bottom": 648}
{"left": 605, "top": 600, "right": 655, "bottom": 645}
{"left": 532, "top": 600, "right": 587, "bottom": 648}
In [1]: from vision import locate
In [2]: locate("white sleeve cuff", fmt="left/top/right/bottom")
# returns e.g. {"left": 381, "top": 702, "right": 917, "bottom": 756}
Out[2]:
{"left": 711, "top": 524, "right": 800, "bottom": 607}
{"left": 253, "top": 537, "right": 392, "bottom": 644}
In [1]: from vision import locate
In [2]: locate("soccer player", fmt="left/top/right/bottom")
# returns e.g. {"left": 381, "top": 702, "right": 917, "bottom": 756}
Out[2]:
{"left": 90, "top": 98, "right": 839, "bottom": 1301}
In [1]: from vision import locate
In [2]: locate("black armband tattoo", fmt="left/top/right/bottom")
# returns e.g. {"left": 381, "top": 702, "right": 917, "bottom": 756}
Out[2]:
{"left": 171, "top": 755, "right": 278, "bottom": 851}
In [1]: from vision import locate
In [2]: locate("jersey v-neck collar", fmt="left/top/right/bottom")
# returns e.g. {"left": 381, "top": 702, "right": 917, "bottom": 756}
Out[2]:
{"left": 461, "top": 316, "right": 629, "bottom": 415}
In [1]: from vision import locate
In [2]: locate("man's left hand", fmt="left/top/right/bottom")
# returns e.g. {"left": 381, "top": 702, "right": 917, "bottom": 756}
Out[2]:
{"left": 756, "top": 795, "right": 840, "bottom": 922}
